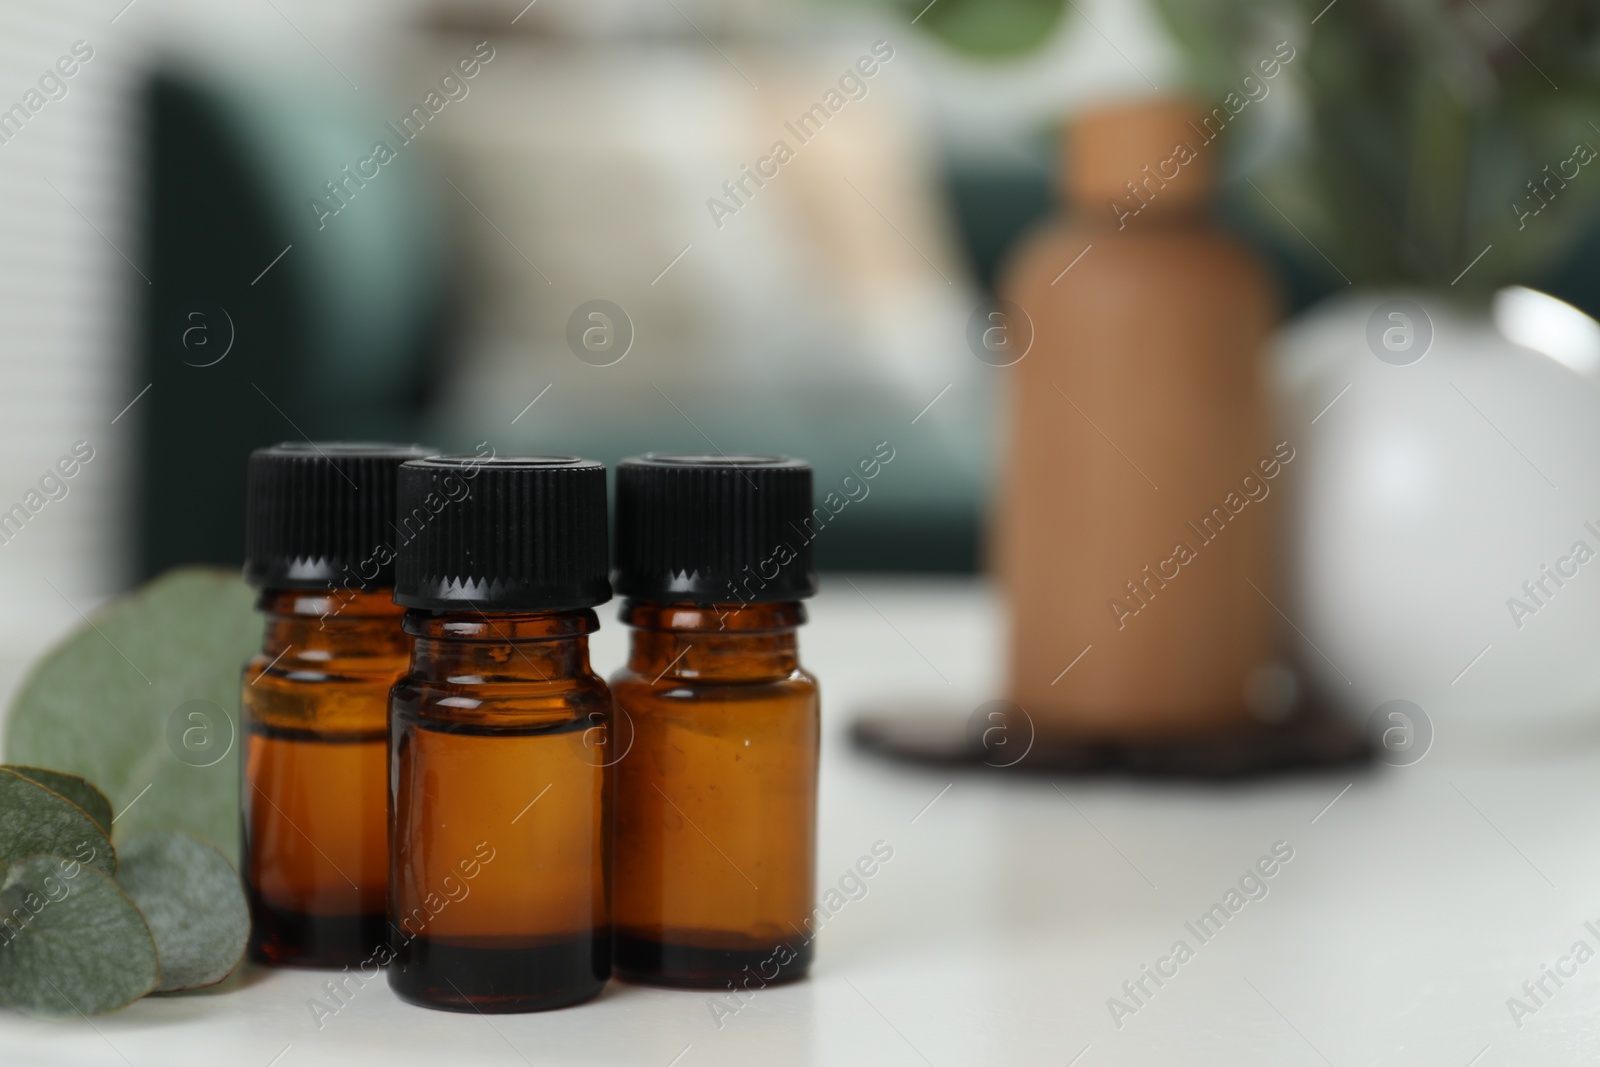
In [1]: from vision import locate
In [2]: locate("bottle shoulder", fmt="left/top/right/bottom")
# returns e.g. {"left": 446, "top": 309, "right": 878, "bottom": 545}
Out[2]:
{"left": 241, "top": 639, "right": 411, "bottom": 733}
{"left": 611, "top": 665, "right": 818, "bottom": 701}
{"left": 245, "top": 645, "right": 410, "bottom": 685}
{"left": 395, "top": 668, "right": 611, "bottom": 702}
{"left": 392, "top": 669, "right": 612, "bottom": 733}
{"left": 391, "top": 698, "right": 610, "bottom": 743}
{"left": 1004, "top": 215, "right": 1273, "bottom": 300}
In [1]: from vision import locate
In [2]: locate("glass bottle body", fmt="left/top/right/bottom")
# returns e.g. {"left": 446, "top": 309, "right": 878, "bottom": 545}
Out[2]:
{"left": 388, "top": 609, "right": 611, "bottom": 1012}
{"left": 241, "top": 588, "right": 404, "bottom": 967}
{"left": 610, "top": 601, "right": 819, "bottom": 988}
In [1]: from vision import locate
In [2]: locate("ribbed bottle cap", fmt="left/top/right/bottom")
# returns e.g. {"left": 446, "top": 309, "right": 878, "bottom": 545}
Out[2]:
{"left": 393, "top": 455, "right": 611, "bottom": 612}
{"left": 614, "top": 454, "right": 817, "bottom": 603}
{"left": 245, "top": 442, "right": 435, "bottom": 591}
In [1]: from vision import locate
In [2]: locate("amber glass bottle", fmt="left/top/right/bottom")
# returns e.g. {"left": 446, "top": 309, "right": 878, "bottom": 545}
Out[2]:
{"left": 997, "top": 98, "right": 1278, "bottom": 739}
{"left": 610, "top": 455, "right": 819, "bottom": 988}
{"left": 242, "top": 442, "right": 431, "bottom": 967}
{"left": 388, "top": 455, "right": 613, "bottom": 1012}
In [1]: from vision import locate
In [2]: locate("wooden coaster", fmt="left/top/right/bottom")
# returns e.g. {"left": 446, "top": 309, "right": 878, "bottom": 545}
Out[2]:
{"left": 849, "top": 706, "right": 1373, "bottom": 779}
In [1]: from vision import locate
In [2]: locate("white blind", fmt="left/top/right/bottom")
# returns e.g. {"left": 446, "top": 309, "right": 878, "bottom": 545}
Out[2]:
{"left": 0, "top": 2, "right": 139, "bottom": 720}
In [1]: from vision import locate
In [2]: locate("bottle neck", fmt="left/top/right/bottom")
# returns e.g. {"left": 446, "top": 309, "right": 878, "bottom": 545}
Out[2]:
{"left": 257, "top": 587, "right": 408, "bottom": 658}
{"left": 1064, "top": 100, "right": 1214, "bottom": 230}
{"left": 403, "top": 609, "right": 599, "bottom": 684}
{"left": 622, "top": 600, "right": 804, "bottom": 683}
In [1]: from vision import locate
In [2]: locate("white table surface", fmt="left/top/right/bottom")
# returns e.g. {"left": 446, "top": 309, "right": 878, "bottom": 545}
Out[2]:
{"left": 1, "top": 576, "right": 1595, "bottom": 1065}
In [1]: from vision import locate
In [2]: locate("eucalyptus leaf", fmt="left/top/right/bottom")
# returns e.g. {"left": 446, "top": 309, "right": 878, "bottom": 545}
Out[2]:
{"left": 3, "top": 766, "right": 113, "bottom": 836}
{"left": 115, "top": 830, "right": 248, "bottom": 992}
{"left": 4, "top": 567, "right": 261, "bottom": 861}
{"left": 0, "top": 769, "right": 114, "bottom": 876}
{"left": 0, "top": 855, "right": 159, "bottom": 1016}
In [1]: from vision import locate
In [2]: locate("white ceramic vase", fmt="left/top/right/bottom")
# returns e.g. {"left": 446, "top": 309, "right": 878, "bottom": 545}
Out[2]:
{"left": 1274, "top": 288, "right": 1600, "bottom": 750}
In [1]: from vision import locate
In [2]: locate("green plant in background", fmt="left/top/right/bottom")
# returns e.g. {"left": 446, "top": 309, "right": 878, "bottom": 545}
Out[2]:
{"left": 866, "top": 0, "right": 1068, "bottom": 58}
{"left": 5, "top": 568, "right": 259, "bottom": 858}
{"left": 911, "top": 0, "right": 1067, "bottom": 58}
{"left": 0, "top": 766, "right": 247, "bottom": 1015}
{"left": 1150, "top": 0, "right": 1600, "bottom": 295}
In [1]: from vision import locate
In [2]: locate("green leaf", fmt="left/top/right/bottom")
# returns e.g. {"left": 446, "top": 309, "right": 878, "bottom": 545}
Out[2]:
{"left": 3, "top": 766, "right": 113, "bottom": 837}
{"left": 905, "top": 0, "right": 1067, "bottom": 58}
{"left": 4, "top": 567, "right": 261, "bottom": 861}
{"left": 0, "top": 855, "right": 159, "bottom": 1016}
{"left": 115, "top": 830, "right": 248, "bottom": 992}
{"left": 0, "top": 769, "right": 114, "bottom": 876}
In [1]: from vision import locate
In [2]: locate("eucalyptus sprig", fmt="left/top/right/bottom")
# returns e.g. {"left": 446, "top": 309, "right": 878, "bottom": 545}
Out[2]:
{"left": 0, "top": 766, "right": 247, "bottom": 1016}
{"left": 1, "top": 567, "right": 262, "bottom": 1015}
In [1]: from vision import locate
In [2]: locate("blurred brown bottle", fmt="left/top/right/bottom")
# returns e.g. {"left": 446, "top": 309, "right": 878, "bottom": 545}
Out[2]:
{"left": 996, "top": 98, "right": 1280, "bottom": 740}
